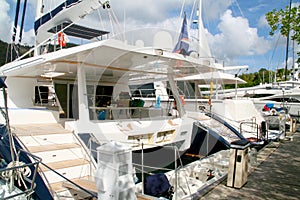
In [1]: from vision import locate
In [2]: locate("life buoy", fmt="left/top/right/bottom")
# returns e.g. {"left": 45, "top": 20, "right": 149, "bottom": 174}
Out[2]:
{"left": 58, "top": 32, "right": 66, "bottom": 47}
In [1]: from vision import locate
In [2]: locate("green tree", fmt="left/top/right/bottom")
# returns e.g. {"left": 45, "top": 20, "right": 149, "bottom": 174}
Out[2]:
{"left": 266, "top": 3, "right": 300, "bottom": 64}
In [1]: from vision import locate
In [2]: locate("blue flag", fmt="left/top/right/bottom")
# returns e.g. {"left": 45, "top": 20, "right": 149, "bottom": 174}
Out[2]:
{"left": 173, "top": 12, "right": 189, "bottom": 56}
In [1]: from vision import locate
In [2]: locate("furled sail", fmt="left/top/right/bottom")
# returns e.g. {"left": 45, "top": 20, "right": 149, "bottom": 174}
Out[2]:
{"left": 198, "top": 0, "right": 212, "bottom": 59}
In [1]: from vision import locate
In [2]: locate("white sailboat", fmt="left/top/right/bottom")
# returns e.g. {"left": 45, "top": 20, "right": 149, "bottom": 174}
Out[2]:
{"left": 0, "top": 0, "right": 219, "bottom": 198}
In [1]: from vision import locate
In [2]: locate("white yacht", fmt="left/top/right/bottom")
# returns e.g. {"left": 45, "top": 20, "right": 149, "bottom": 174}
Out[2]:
{"left": 210, "top": 81, "right": 300, "bottom": 117}
{"left": 0, "top": 0, "right": 220, "bottom": 198}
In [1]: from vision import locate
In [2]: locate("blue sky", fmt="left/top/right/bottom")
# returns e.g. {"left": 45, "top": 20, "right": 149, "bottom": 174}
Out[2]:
{"left": 0, "top": 0, "right": 299, "bottom": 74}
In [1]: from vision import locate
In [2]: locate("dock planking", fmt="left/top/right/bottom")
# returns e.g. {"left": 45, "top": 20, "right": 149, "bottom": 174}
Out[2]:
{"left": 200, "top": 127, "right": 300, "bottom": 200}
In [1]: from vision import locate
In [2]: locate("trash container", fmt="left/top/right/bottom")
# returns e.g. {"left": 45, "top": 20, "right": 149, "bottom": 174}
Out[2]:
{"left": 227, "top": 139, "right": 250, "bottom": 188}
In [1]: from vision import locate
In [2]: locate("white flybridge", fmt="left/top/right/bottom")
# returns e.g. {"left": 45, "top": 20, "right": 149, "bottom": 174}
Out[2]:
{"left": 34, "top": 0, "right": 110, "bottom": 50}
{"left": 0, "top": 0, "right": 219, "bottom": 198}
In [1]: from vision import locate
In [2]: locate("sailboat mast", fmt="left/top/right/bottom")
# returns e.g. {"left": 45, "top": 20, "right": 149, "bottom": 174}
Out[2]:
{"left": 35, "top": 0, "right": 44, "bottom": 20}
{"left": 34, "top": 0, "right": 44, "bottom": 56}
{"left": 11, "top": 0, "right": 21, "bottom": 61}
{"left": 198, "top": 0, "right": 202, "bottom": 47}
{"left": 284, "top": 0, "right": 292, "bottom": 81}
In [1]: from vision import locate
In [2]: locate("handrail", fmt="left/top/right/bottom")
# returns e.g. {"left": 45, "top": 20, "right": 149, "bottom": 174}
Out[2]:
{"left": 240, "top": 121, "right": 259, "bottom": 141}
{"left": 89, "top": 106, "right": 173, "bottom": 120}
{"left": 39, "top": 162, "right": 97, "bottom": 198}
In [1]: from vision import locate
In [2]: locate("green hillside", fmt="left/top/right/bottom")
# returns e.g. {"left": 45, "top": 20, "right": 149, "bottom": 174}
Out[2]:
{"left": 0, "top": 40, "right": 33, "bottom": 66}
{"left": 0, "top": 40, "right": 76, "bottom": 67}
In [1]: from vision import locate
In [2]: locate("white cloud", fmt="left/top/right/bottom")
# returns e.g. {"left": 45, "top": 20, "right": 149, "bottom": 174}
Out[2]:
{"left": 2, "top": 0, "right": 289, "bottom": 69}
{"left": 248, "top": 4, "right": 267, "bottom": 13}
{"left": 207, "top": 10, "right": 271, "bottom": 63}
{"left": 0, "top": 0, "right": 12, "bottom": 42}
{"left": 258, "top": 15, "right": 268, "bottom": 28}
{"left": 0, "top": 0, "right": 35, "bottom": 45}
{"left": 21, "top": 29, "right": 35, "bottom": 45}
{"left": 202, "top": 0, "right": 233, "bottom": 21}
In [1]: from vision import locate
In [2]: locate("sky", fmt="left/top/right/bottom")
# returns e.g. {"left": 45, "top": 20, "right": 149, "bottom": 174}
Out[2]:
{"left": 1, "top": 0, "right": 299, "bottom": 75}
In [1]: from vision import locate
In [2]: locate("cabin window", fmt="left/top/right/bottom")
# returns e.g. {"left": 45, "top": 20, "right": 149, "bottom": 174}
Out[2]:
{"left": 95, "top": 86, "right": 113, "bottom": 107}
{"left": 87, "top": 85, "right": 113, "bottom": 120}
{"left": 176, "top": 81, "right": 195, "bottom": 99}
{"left": 129, "top": 83, "right": 155, "bottom": 98}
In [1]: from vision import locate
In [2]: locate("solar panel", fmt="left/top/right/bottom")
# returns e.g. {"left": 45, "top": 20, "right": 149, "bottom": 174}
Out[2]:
{"left": 48, "top": 21, "right": 109, "bottom": 40}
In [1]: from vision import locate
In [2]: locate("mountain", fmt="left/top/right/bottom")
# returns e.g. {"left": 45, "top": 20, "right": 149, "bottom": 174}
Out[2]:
{"left": 0, "top": 40, "right": 33, "bottom": 66}
{"left": 0, "top": 40, "right": 78, "bottom": 67}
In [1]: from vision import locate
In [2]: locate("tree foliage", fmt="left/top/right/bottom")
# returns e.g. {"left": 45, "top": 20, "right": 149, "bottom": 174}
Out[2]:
{"left": 266, "top": 3, "right": 300, "bottom": 63}
{"left": 225, "top": 68, "right": 290, "bottom": 89}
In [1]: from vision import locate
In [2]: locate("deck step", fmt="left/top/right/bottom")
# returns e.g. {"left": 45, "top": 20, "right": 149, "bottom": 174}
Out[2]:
{"left": 12, "top": 123, "right": 72, "bottom": 136}
{"left": 40, "top": 158, "right": 90, "bottom": 172}
{"left": 33, "top": 147, "right": 85, "bottom": 163}
{"left": 63, "top": 178, "right": 97, "bottom": 193}
{"left": 49, "top": 176, "right": 95, "bottom": 192}
{"left": 13, "top": 123, "right": 97, "bottom": 196}
{"left": 19, "top": 133, "right": 76, "bottom": 146}
{"left": 28, "top": 143, "right": 81, "bottom": 153}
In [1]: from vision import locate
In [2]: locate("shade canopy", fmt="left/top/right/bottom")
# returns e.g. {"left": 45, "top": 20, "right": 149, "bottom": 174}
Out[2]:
{"left": 176, "top": 71, "right": 246, "bottom": 85}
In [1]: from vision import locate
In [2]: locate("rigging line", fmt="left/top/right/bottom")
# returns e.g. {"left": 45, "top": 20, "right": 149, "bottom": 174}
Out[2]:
{"left": 188, "top": 0, "right": 197, "bottom": 29}
{"left": 175, "top": 0, "right": 186, "bottom": 40}
{"left": 109, "top": 8, "right": 125, "bottom": 41}
{"left": 96, "top": 8, "right": 105, "bottom": 32}
{"left": 95, "top": 2, "right": 122, "bottom": 39}
{"left": 268, "top": 33, "right": 282, "bottom": 71}
{"left": 233, "top": 0, "right": 245, "bottom": 18}
{"left": 107, "top": 11, "right": 115, "bottom": 36}
{"left": 233, "top": 0, "right": 262, "bottom": 75}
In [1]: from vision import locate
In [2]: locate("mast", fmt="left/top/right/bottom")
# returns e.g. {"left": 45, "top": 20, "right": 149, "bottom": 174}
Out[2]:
{"left": 17, "top": 0, "right": 28, "bottom": 56}
{"left": 284, "top": 0, "right": 292, "bottom": 81}
{"left": 198, "top": 0, "right": 202, "bottom": 52}
{"left": 34, "top": 0, "right": 44, "bottom": 56}
{"left": 11, "top": 0, "right": 21, "bottom": 61}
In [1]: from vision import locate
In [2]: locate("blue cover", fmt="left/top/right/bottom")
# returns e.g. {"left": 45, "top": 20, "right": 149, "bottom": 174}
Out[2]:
{"left": 0, "top": 124, "right": 53, "bottom": 200}
{"left": 144, "top": 173, "right": 171, "bottom": 197}
{"left": 266, "top": 103, "right": 274, "bottom": 109}
{"left": 34, "top": 0, "right": 81, "bottom": 33}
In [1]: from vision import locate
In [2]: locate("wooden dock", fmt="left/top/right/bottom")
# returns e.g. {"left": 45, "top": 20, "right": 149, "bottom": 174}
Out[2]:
{"left": 200, "top": 128, "right": 300, "bottom": 200}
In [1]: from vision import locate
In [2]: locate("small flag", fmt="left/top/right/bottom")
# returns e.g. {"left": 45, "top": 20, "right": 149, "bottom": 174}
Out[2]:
{"left": 173, "top": 12, "right": 189, "bottom": 56}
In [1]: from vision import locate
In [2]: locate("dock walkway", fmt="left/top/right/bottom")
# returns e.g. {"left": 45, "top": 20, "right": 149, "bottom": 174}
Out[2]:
{"left": 201, "top": 130, "right": 300, "bottom": 200}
